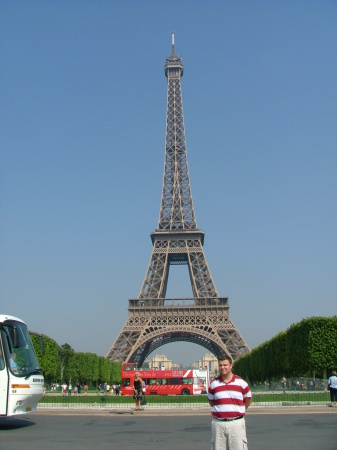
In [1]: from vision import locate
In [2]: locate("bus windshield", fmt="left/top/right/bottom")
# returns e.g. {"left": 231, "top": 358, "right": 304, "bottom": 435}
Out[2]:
{"left": 1, "top": 319, "right": 42, "bottom": 377}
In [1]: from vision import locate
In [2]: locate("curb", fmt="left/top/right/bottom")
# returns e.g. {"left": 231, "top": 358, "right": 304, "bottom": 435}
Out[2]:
{"left": 35, "top": 405, "right": 337, "bottom": 417}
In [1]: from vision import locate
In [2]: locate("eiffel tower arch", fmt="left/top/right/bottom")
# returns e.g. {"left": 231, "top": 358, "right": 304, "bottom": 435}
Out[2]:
{"left": 107, "top": 34, "right": 250, "bottom": 366}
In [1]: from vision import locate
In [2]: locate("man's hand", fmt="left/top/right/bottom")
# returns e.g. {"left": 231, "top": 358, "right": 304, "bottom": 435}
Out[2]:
{"left": 244, "top": 397, "right": 252, "bottom": 409}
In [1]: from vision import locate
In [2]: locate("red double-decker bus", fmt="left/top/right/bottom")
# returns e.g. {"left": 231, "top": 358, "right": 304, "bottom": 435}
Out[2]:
{"left": 121, "top": 362, "right": 209, "bottom": 396}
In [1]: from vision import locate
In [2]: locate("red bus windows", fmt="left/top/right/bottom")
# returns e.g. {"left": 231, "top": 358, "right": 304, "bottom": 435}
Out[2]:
{"left": 182, "top": 377, "right": 193, "bottom": 385}
{"left": 148, "top": 378, "right": 156, "bottom": 385}
{"left": 157, "top": 378, "right": 168, "bottom": 385}
{"left": 124, "top": 364, "right": 135, "bottom": 371}
{"left": 169, "top": 378, "right": 180, "bottom": 385}
{"left": 122, "top": 378, "right": 131, "bottom": 387}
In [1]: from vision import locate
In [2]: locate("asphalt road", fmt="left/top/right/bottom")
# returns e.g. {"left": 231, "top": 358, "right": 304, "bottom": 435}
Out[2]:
{"left": 0, "top": 411, "right": 336, "bottom": 449}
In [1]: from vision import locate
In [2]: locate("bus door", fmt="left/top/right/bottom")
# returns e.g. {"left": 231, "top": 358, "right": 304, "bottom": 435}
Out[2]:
{"left": 0, "top": 341, "right": 8, "bottom": 415}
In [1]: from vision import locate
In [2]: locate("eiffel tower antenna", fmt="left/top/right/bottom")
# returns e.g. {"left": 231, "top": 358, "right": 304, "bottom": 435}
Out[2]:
{"left": 171, "top": 31, "right": 176, "bottom": 56}
{"left": 106, "top": 35, "right": 250, "bottom": 366}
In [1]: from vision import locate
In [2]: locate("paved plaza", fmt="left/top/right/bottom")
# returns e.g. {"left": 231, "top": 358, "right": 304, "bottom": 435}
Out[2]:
{"left": 0, "top": 407, "right": 336, "bottom": 449}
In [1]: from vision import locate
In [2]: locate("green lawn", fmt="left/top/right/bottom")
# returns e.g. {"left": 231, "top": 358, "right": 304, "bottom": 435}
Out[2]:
{"left": 252, "top": 391, "right": 330, "bottom": 403}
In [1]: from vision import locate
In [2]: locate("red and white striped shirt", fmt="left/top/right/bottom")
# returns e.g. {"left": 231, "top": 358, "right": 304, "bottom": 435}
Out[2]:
{"left": 208, "top": 374, "right": 252, "bottom": 420}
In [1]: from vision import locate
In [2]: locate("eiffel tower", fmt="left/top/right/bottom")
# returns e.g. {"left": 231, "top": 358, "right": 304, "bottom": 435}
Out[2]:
{"left": 106, "top": 34, "right": 250, "bottom": 366}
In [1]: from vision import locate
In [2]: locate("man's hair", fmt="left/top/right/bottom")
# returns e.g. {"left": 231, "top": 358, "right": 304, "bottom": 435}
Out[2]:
{"left": 217, "top": 355, "right": 233, "bottom": 365}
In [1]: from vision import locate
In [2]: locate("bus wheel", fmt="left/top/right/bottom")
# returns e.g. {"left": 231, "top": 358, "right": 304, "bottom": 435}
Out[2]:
{"left": 181, "top": 389, "right": 190, "bottom": 395}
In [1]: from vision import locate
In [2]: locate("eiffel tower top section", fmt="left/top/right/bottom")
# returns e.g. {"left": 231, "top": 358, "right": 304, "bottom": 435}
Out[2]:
{"left": 164, "top": 32, "right": 184, "bottom": 76}
{"left": 158, "top": 33, "right": 197, "bottom": 234}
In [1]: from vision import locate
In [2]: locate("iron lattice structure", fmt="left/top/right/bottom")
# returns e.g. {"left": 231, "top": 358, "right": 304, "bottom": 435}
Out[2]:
{"left": 106, "top": 35, "right": 250, "bottom": 366}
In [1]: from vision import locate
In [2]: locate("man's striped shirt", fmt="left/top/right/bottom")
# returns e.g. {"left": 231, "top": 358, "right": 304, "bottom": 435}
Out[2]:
{"left": 208, "top": 374, "right": 252, "bottom": 419}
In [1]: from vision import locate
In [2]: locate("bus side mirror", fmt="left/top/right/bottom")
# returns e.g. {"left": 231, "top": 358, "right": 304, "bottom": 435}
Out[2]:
{"left": 29, "top": 331, "right": 45, "bottom": 354}
{"left": 39, "top": 336, "right": 45, "bottom": 354}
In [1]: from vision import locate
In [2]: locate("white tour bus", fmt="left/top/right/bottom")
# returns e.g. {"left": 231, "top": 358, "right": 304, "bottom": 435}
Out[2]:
{"left": 0, "top": 314, "right": 44, "bottom": 417}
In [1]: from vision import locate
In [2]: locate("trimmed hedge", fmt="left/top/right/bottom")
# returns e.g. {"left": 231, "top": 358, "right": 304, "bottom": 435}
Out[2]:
{"left": 234, "top": 316, "right": 337, "bottom": 382}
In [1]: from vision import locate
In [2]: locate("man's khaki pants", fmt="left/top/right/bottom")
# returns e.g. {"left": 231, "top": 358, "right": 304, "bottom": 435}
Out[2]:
{"left": 211, "top": 417, "right": 248, "bottom": 450}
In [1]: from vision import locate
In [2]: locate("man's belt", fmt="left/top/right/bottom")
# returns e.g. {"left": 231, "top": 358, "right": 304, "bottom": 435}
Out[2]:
{"left": 213, "top": 416, "right": 243, "bottom": 422}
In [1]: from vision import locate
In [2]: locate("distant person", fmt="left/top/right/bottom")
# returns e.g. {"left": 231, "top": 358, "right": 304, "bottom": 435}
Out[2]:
{"left": 208, "top": 355, "right": 252, "bottom": 450}
{"left": 328, "top": 371, "right": 337, "bottom": 407}
{"left": 281, "top": 377, "right": 287, "bottom": 393}
{"left": 133, "top": 372, "right": 143, "bottom": 411}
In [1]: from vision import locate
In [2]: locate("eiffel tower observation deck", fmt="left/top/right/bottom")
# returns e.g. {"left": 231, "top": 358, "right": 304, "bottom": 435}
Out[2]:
{"left": 106, "top": 34, "right": 250, "bottom": 366}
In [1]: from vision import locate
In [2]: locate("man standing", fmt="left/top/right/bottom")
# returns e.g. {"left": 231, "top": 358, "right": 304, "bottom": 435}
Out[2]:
{"left": 208, "top": 355, "right": 252, "bottom": 450}
{"left": 328, "top": 371, "right": 337, "bottom": 407}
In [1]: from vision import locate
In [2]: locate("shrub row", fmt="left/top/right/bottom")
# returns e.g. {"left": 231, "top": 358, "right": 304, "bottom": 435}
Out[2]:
{"left": 31, "top": 334, "right": 121, "bottom": 385}
{"left": 234, "top": 316, "right": 337, "bottom": 382}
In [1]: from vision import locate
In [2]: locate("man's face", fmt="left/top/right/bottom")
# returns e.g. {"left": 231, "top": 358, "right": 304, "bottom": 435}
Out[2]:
{"left": 218, "top": 359, "right": 232, "bottom": 377}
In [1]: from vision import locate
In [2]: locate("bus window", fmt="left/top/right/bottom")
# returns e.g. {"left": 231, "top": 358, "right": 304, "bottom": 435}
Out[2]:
{"left": 169, "top": 378, "right": 180, "bottom": 385}
{"left": 124, "top": 364, "right": 135, "bottom": 371}
{"left": 122, "top": 378, "right": 130, "bottom": 387}
{"left": 2, "top": 320, "right": 41, "bottom": 376}
{"left": 148, "top": 378, "right": 156, "bottom": 385}
{"left": 182, "top": 378, "right": 193, "bottom": 385}
{"left": 157, "top": 378, "right": 168, "bottom": 385}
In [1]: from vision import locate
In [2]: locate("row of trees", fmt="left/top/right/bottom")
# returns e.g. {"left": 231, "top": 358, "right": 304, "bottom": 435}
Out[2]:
{"left": 31, "top": 334, "right": 121, "bottom": 386}
{"left": 234, "top": 316, "right": 337, "bottom": 383}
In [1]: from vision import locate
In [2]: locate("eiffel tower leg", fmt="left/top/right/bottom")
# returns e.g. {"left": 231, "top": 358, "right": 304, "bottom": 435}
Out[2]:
{"left": 106, "top": 319, "right": 143, "bottom": 363}
{"left": 138, "top": 241, "right": 170, "bottom": 302}
{"left": 186, "top": 238, "right": 219, "bottom": 299}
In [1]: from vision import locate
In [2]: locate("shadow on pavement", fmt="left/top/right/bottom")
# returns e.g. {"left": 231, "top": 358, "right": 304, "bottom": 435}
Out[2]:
{"left": 0, "top": 417, "right": 36, "bottom": 430}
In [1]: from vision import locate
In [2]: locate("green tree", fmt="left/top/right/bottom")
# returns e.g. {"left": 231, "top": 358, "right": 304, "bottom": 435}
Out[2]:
{"left": 99, "top": 356, "right": 111, "bottom": 383}
{"left": 31, "top": 334, "right": 59, "bottom": 383}
{"left": 59, "top": 343, "right": 76, "bottom": 383}
{"left": 111, "top": 361, "right": 122, "bottom": 383}
{"left": 308, "top": 316, "right": 337, "bottom": 377}
{"left": 73, "top": 352, "right": 100, "bottom": 385}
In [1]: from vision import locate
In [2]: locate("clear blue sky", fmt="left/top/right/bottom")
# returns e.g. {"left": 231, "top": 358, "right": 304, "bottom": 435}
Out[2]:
{"left": 1, "top": 1, "right": 336, "bottom": 366}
